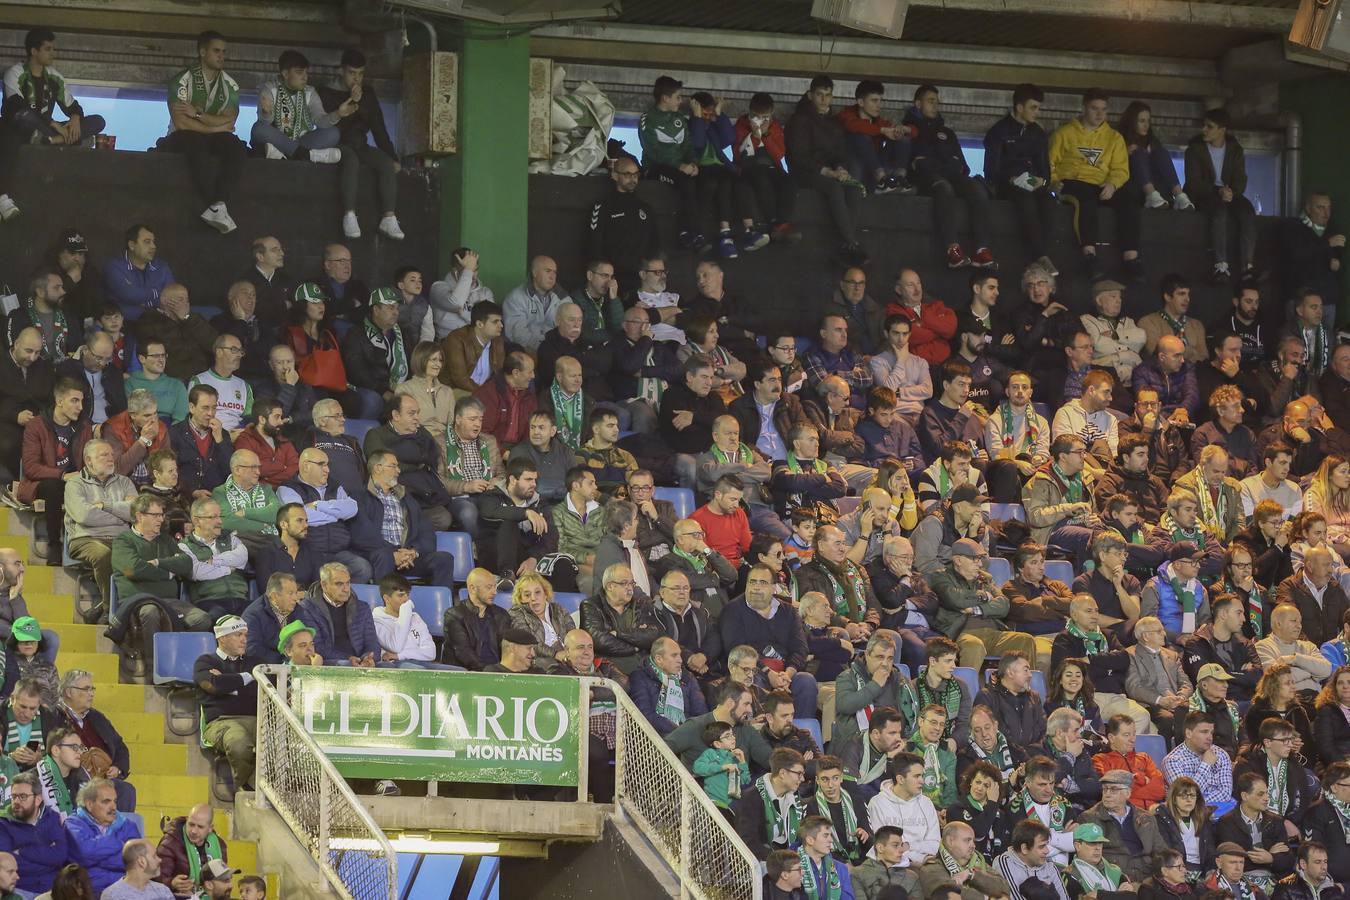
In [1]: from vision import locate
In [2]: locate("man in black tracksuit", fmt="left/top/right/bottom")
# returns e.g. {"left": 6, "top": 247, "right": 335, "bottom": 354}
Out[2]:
{"left": 984, "top": 83, "right": 1056, "bottom": 263}
{"left": 586, "top": 159, "right": 660, "bottom": 290}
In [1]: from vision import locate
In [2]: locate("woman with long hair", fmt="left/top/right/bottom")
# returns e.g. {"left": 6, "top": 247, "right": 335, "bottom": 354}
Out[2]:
{"left": 506, "top": 573, "right": 572, "bottom": 669}
{"left": 676, "top": 315, "right": 746, "bottom": 401}
{"left": 1137, "top": 848, "right": 1197, "bottom": 900}
{"left": 1118, "top": 101, "right": 1188, "bottom": 211}
{"left": 1303, "top": 454, "right": 1350, "bottom": 558}
{"left": 1045, "top": 657, "right": 1102, "bottom": 731}
{"left": 42, "top": 863, "right": 95, "bottom": 900}
{"left": 1244, "top": 662, "right": 1315, "bottom": 765}
{"left": 868, "top": 458, "right": 919, "bottom": 531}
{"left": 394, "top": 341, "right": 455, "bottom": 457}
{"left": 1153, "top": 776, "right": 1215, "bottom": 880}
{"left": 742, "top": 533, "right": 796, "bottom": 603}
{"left": 281, "top": 284, "right": 348, "bottom": 397}
{"left": 1314, "top": 665, "right": 1350, "bottom": 764}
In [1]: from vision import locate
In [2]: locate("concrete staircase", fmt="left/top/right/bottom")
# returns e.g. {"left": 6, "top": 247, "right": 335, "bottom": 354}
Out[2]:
{"left": 0, "top": 510, "right": 262, "bottom": 889}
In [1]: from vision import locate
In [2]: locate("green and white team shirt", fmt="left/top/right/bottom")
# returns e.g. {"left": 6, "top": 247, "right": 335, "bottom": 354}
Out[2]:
{"left": 2, "top": 64, "right": 81, "bottom": 120}
{"left": 166, "top": 65, "right": 239, "bottom": 132}
{"left": 188, "top": 369, "right": 252, "bottom": 430}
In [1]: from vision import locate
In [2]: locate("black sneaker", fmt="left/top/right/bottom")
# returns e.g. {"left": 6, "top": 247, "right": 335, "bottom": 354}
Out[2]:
{"left": 1082, "top": 253, "right": 1102, "bottom": 279}
{"left": 1123, "top": 257, "right": 1146, "bottom": 285}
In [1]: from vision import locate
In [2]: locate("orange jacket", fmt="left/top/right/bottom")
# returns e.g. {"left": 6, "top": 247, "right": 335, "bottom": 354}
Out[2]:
{"left": 1092, "top": 749, "right": 1166, "bottom": 809}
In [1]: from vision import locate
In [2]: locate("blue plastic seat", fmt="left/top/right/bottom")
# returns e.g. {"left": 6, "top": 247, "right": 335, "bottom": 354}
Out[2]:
{"left": 553, "top": 592, "right": 586, "bottom": 615}
{"left": 989, "top": 502, "right": 1026, "bottom": 523}
{"left": 896, "top": 663, "right": 911, "bottom": 681}
{"left": 434, "top": 532, "right": 475, "bottom": 583}
{"left": 125, "top": 811, "right": 145, "bottom": 838}
{"left": 152, "top": 632, "right": 215, "bottom": 685}
{"left": 1030, "top": 670, "right": 1047, "bottom": 699}
{"left": 987, "top": 557, "right": 1012, "bottom": 587}
{"left": 1044, "top": 560, "right": 1075, "bottom": 584}
{"left": 493, "top": 591, "right": 514, "bottom": 611}
{"left": 344, "top": 418, "right": 380, "bottom": 444}
{"left": 654, "top": 486, "right": 694, "bottom": 519}
{"left": 350, "top": 584, "right": 381, "bottom": 607}
{"left": 1135, "top": 733, "right": 1167, "bottom": 769}
{"left": 410, "top": 586, "right": 454, "bottom": 638}
{"left": 953, "top": 666, "right": 979, "bottom": 698}
{"left": 794, "top": 717, "right": 823, "bottom": 750}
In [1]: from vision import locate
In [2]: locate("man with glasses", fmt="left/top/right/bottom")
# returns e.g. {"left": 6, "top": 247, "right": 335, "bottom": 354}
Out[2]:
{"left": 168, "top": 384, "right": 232, "bottom": 499}
{"left": 733, "top": 747, "right": 809, "bottom": 859}
{"left": 1304, "top": 763, "right": 1350, "bottom": 884}
{"left": 0, "top": 768, "right": 66, "bottom": 894}
{"left": 278, "top": 447, "right": 371, "bottom": 584}
{"left": 652, "top": 570, "right": 715, "bottom": 678}
{"left": 626, "top": 469, "right": 677, "bottom": 566}
{"left": 1234, "top": 719, "right": 1313, "bottom": 829}
{"left": 1078, "top": 769, "right": 1166, "bottom": 883}
{"left": 1022, "top": 434, "right": 1101, "bottom": 566}
{"left": 660, "top": 517, "right": 738, "bottom": 620}
{"left": 55, "top": 331, "right": 124, "bottom": 426}
{"left": 131, "top": 283, "right": 216, "bottom": 382}
{"left": 212, "top": 449, "right": 279, "bottom": 557}
{"left": 65, "top": 439, "right": 136, "bottom": 620}
{"left": 305, "top": 398, "right": 365, "bottom": 496}
{"left": 626, "top": 255, "right": 684, "bottom": 345}
{"left": 764, "top": 332, "right": 807, "bottom": 395}
{"left": 33, "top": 727, "right": 86, "bottom": 818}
{"left": 586, "top": 156, "right": 658, "bottom": 292}
{"left": 180, "top": 497, "right": 249, "bottom": 619}
{"left": 314, "top": 243, "right": 369, "bottom": 325}
{"left": 826, "top": 268, "right": 883, "bottom": 356}
{"left": 604, "top": 306, "right": 681, "bottom": 436}
{"left": 110, "top": 492, "right": 199, "bottom": 633}
{"left": 352, "top": 449, "right": 456, "bottom": 585}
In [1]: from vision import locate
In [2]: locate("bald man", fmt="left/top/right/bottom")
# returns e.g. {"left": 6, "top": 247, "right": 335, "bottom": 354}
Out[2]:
{"left": 1131, "top": 334, "right": 1200, "bottom": 421}
{"left": 54, "top": 331, "right": 126, "bottom": 425}
{"left": 503, "top": 255, "right": 565, "bottom": 352}
{"left": 133, "top": 283, "right": 218, "bottom": 381}
{"left": 0, "top": 327, "right": 53, "bottom": 483}
{"left": 443, "top": 567, "right": 511, "bottom": 670}
{"left": 212, "top": 448, "right": 280, "bottom": 555}
{"left": 1256, "top": 396, "right": 1324, "bottom": 480}
{"left": 1277, "top": 546, "right": 1350, "bottom": 647}
{"left": 156, "top": 802, "right": 228, "bottom": 896}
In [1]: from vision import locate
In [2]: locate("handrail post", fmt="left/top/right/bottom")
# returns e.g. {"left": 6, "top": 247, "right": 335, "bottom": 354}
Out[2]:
{"left": 679, "top": 783, "right": 692, "bottom": 900}
{"left": 576, "top": 680, "right": 591, "bottom": 803}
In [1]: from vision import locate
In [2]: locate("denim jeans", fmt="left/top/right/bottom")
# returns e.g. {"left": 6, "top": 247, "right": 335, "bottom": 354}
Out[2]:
{"left": 251, "top": 121, "right": 340, "bottom": 157}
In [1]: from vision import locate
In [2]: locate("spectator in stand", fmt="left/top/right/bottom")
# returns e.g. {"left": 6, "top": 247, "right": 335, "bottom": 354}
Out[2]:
{"left": 251, "top": 49, "right": 342, "bottom": 166}
{"left": 507, "top": 410, "right": 571, "bottom": 505}
{"left": 0, "top": 328, "right": 52, "bottom": 484}
{"left": 1021, "top": 434, "right": 1101, "bottom": 565}
{"left": 5, "top": 266, "right": 80, "bottom": 364}
{"left": 587, "top": 156, "right": 659, "bottom": 293}
{"left": 0, "top": 769, "right": 67, "bottom": 896}
{"left": 637, "top": 76, "right": 704, "bottom": 252}
{"left": 18, "top": 378, "right": 88, "bottom": 560}
{"left": 241, "top": 572, "right": 301, "bottom": 665}
{"left": 720, "top": 566, "right": 818, "bottom": 716}
{"left": 569, "top": 260, "right": 623, "bottom": 347}
{"left": 786, "top": 75, "right": 867, "bottom": 267}
{"left": 1131, "top": 336, "right": 1200, "bottom": 423}
{"left": 475, "top": 458, "right": 551, "bottom": 587}
{"left": 280, "top": 285, "right": 347, "bottom": 408}
{"left": 1191, "top": 386, "right": 1257, "bottom": 479}
{"left": 441, "top": 300, "right": 505, "bottom": 397}
{"left": 64, "top": 440, "right": 135, "bottom": 619}
{"left": 125, "top": 342, "right": 187, "bottom": 425}
{"left": 1283, "top": 291, "right": 1332, "bottom": 386}
{"left": 65, "top": 781, "right": 143, "bottom": 896}
{"left": 728, "top": 360, "right": 806, "bottom": 469}
{"left": 157, "top": 31, "right": 245, "bottom": 234}
{"left": 801, "top": 376, "right": 873, "bottom": 492}
{"left": 474, "top": 350, "right": 536, "bottom": 450}
{"left": 1138, "top": 275, "right": 1207, "bottom": 364}
{"left": 103, "top": 225, "right": 173, "bottom": 323}
{"left": 869, "top": 315, "right": 932, "bottom": 424}
{"left": 732, "top": 92, "right": 799, "bottom": 245}
{"left": 804, "top": 315, "right": 872, "bottom": 412}
{"left": 825, "top": 268, "right": 883, "bottom": 357}
{"left": 1195, "top": 331, "right": 1252, "bottom": 427}
{"left": 687, "top": 90, "right": 767, "bottom": 258}
{"left": 1118, "top": 100, "right": 1191, "bottom": 217}
{"left": 1321, "top": 344, "right": 1350, "bottom": 430}
{"left": 576, "top": 408, "right": 637, "bottom": 496}
{"left": 363, "top": 393, "right": 454, "bottom": 532}
{"left": 1314, "top": 667, "right": 1350, "bottom": 764}
{"left": 211, "top": 282, "right": 269, "bottom": 383}
{"left": 838, "top": 79, "right": 912, "bottom": 195}
{"left": 984, "top": 83, "right": 1057, "bottom": 268}
{"left": 46, "top": 229, "right": 100, "bottom": 325}
{"left": 578, "top": 561, "right": 660, "bottom": 675}
{"left": 1081, "top": 280, "right": 1146, "bottom": 390}
{"left": 936, "top": 546, "right": 1040, "bottom": 674}
{"left": 538, "top": 303, "right": 602, "bottom": 394}
{"left": 352, "top": 449, "right": 456, "bottom": 585}
{"left": 371, "top": 574, "right": 448, "bottom": 669}
{"left": 1183, "top": 108, "right": 1255, "bottom": 282}
{"left": 254, "top": 345, "right": 316, "bottom": 438}
{"left": 1276, "top": 545, "right": 1348, "bottom": 647}
{"left": 231, "top": 399, "right": 296, "bottom": 488}
{"left": 167, "top": 384, "right": 231, "bottom": 500}
{"left": 193, "top": 615, "right": 259, "bottom": 792}
{"left": 1009, "top": 261, "right": 1078, "bottom": 381}
{"left": 428, "top": 248, "right": 493, "bottom": 341}
{"left": 885, "top": 268, "right": 957, "bottom": 368}
{"left": 314, "top": 244, "right": 368, "bottom": 325}
{"left": 502, "top": 256, "right": 565, "bottom": 354}
{"left": 252, "top": 503, "right": 319, "bottom": 598}
{"left": 239, "top": 235, "right": 292, "bottom": 326}
{"left": 93, "top": 304, "right": 132, "bottom": 377}
{"left": 1049, "top": 88, "right": 1138, "bottom": 281}
{"left": 155, "top": 803, "right": 226, "bottom": 898}
{"left": 905, "top": 83, "right": 995, "bottom": 270}
{"left": 52, "top": 334, "right": 121, "bottom": 431}
{"left": 1051, "top": 370, "right": 1119, "bottom": 465}
{"left": 393, "top": 342, "right": 453, "bottom": 457}
{"left": 603, "top": 307, "right": 677, "bottom": 437}
{"left": 442, "top": 568, "right": 510, "bottom": 670}
{"left": 661, "top": 354, "right": 727, "bottom": 490}
{"left": 133, "top": 284, "right": 216, "bottom": 382}
{"left": 341, "top": 287, "right": 407, "bottom": 420}
{"left": 297, "top": 562, "right": 379, "bottom": 667}
{"left": 304, "top": 398, "right": 365, "bottom": 497}
{"left": 769, "top": 424, "right": 847, "bottom": 520}
{"left": 316, "top": 48, "right": 404, "bottom": 241}
{"left": 1279, "top": 193, "right": 1344, "bottom": 320}
{"left": 1092, "top": 714, "right": 1166, "bottom": 809}
{"left": 278, "top": 447, "right": 371, "bottom": 584}
{"left": 1, "top": 26, "right": 105, "bottom": 160}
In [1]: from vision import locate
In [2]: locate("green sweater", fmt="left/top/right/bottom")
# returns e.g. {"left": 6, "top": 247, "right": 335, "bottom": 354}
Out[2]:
{"left": 213, "top": 479, "right": 280, "bottom": 535}
{"left": 638, "top": 107, "right": 691, "bottom": 168}
{"left": 125, "top": 371, "right": 190, "bottom": 423}
{"left": 692, "top": 747, "right": 749, "bottom": 808}
{"left": 111, "top": 529, "right": 194, "bottom": 600}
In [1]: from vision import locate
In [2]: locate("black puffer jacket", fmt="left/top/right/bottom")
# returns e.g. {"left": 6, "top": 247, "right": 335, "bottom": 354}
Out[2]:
{"left": 785, "top": 95, "right": 849, "bottom": 177}
{"left": 903, "top": 107, "right": 969, "bottom": 181}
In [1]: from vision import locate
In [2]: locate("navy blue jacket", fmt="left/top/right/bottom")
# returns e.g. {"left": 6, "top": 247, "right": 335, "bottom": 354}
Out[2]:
{"left": 55, "top": 357, "right": 127, "bottom": 424}
{"left": 350, "top": 485, "right": 437, "bottom": 569}
{"left": 241, "top": 595, "right": 302, "bottom": 665}
{"left": 629, "top": 661, "right": 709, "bottom": 735}
{"left": 983, "top": 114, "right": 1050, "bottom": 184}
{"left": 0, "top": 805, "right": 68, "bottom": 893}
{"left": 296, "top": 589, "right": 381, "bottom": 662}
{"left": 718, "top": 597, "right": 809, "bottom": 672}
{"left": 903, "top": 108, "right": 968, "bottom": 181}
{"left": 167, "top": 419, "right": 232, "bottom": 496}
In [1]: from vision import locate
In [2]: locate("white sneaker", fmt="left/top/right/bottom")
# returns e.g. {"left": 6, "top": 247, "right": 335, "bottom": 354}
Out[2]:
{"left": 0, "top": 195, "right": 20, "bottom": 221}
{"left": 374, "top": 779, "right": 401, "bottom": 797}
{"left": 200, "top": 203, "right": 237, "bottom": 234}
{"left": 308, "top": 148, "right": 341, "bottom": 164}
{"left": 1145, "top": 190, "right": 1167, "bottom": 209}
{"left": 342, "top": 211, "right": 361, "bottom": 239}
{"left": 1173, "top": 191, "right": 1194, "bottom": 211}
{"left": 264, "top": 143, "right": 285, "bottom": 160}
{"left": 378, "top": 215, "right": 405, "bottom": 240}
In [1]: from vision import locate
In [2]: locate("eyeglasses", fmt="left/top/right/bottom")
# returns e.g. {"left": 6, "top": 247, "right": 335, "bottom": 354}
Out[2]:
{"left": 57, "top": 742, "right": 86, "bottom": 752}
{"left": 142, "top": 352, "right": 167, "bottom": 360}
{"left": 220, "top": 346, "right": 244, "bottom": 355}
{"left": 786, "top": 768, "right": 807, "bottom": 778}
{"left": 610, "top": 580, "right": 636, "bottom": 587}
{"left": 680, "top": 531, "right": 705, "bottom": 540}
{"left": 70, "top": 684, "right": 95, "bottom": 694}
{"left": 1230, "top": 562, "right": 1253, "bottom": 569}
{"left": 773, "top": 345, "right": 796, "bottom": 353}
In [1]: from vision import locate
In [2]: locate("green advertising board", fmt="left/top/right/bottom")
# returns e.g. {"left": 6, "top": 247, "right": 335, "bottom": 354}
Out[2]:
{"left": 288, "top": 667, "right": 582, "bottom": 786}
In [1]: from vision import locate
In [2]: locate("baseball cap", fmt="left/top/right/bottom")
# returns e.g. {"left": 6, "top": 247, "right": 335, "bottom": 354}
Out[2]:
{"left": 1072, "top": 823, "right": 1109, "bottom": 843}
{"left": 1196, "top": 663, "right": 1234, "bottom": 682}
{"left": 370, "top": 287, "right": 401, "bottom": 306}
{"left": 951, "top": 538, "right": 985, "bottom": 559}
{"left": 502, "top": 627, "right": 537, "bottom": 647}
{"left": 294, "top": 282, "right": 329, "bottom": 304}
{"left": 202, "top": 859, "right": 240, "bottom": 881}
{"left": 9, "top": 617, "right": 39, "bottom": 643}
{"left": 950, "top": 484, "right": 989, "bottom": 505}
{"left": 277, "top": 620, "right": 316, "bottom": 656}
{"left": 213, "top": 615, "right": 247, "bottom": 640}
{"left": 1168, "top": 541, "right": 1204, "bottom": 563}
{"left": 59, "top": 228, "right": 88, "bottom": 254}
{"left": 1091, "top": 279, "right": 1125, "bottom": 298}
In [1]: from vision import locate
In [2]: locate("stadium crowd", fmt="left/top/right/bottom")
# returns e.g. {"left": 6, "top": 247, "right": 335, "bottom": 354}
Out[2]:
{"left": 0, "top": 21, "right": 1344, "bottom": 900}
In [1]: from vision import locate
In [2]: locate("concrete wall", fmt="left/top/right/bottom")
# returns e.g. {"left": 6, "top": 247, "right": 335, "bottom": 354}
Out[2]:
{"left": 500, "top": 819, "right": 673, "bottom": 900}
{"left": 1282, "top": 73, "right": 1350, "bottom": 314}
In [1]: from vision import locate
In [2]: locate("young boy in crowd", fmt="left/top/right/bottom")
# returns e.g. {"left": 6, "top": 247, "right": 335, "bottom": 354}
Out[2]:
{"left": 734, "top": 92, "right": 800, "bottom": 243}
{"left": 692, "top": 721, "right": 748, "bottom": 810}
{"left": 688, "top": 90, "right": 767, "bottom": 258}
{"left": 856, "top": 386, "right": 923, "bottom": 468}
{"left": 92, "top": 303, "right": 132, "bottom": 373}
{"left": 782, "top": 508, "right": 818, "bottom": 569}
{"left": 837, "top": 79, "right": 912, "bottom": 195}
{"left": 238, "top": 876, "right": 267, "bottom": 900}
{"left": 638, "top": 75, "right": 705, "bottom": 251}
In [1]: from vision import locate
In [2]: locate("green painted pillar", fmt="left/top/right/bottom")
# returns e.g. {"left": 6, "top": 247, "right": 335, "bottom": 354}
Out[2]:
{"left": 437, "top": 22, "right": 531, "bottom": 296}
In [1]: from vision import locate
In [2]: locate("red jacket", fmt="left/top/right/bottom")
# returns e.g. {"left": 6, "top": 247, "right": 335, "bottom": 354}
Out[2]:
{"left": 19, "top": 414, "right": 92, "bottom": 503}
{"left": 837, "top": 107, "right": 915, "bottom": 146}
{"left": 233, "top": 424, "right": 299, "bottom": 487}
{"left": 102, "top": 410, "right": 170, "bottom": 480}
{"left": 884, "top": 295, "right": 958, "bottom": 366}
{"left": 1092, "top": 749, "right": 1166, "bottom": 809}
{"left": 733, "top": 115, "right": 787, "bottom": 166}
{"left": 474, "top": 375, "right": 538, "bottom": 449}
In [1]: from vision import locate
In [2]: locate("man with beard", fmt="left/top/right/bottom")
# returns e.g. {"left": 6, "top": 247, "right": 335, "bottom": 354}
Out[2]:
{"left": 5, "top": 267, "right": 80, "bottom": 363}
{"left": 665, "top": 681, "right": 773, "bottom": 773}
{"left": 1094, "top": 436, "right": 1168, "bottom": 522}
{"left": 476, "top": 457, "right": 554, "bottom": 576}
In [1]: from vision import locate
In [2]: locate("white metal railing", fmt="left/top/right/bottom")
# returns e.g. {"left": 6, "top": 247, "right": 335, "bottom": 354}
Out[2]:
{"left": 592, "top": 677, "right": 762, "bottom": 900}
{"left": 253, "top": 665, "right": 396, "bottom": 900}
